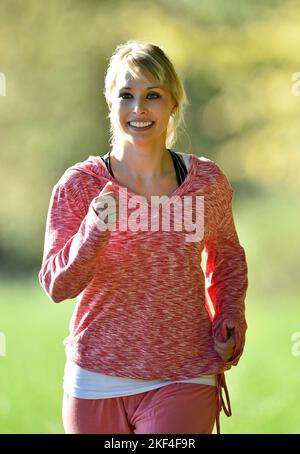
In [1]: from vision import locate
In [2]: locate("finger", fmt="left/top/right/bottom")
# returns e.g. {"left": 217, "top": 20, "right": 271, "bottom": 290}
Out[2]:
{"left": 214, "top": 343, "right": 229, "bottom": 353}
{"left": 94, "top": 193, "right": 117, "bottom": 204}
{"left": 214, "top": 338, "right": 235, "bottom": 347}
{"left": 94, "top": 197, "right": 119, "bottom": 210}
{"left": 97, "top": 211, "right": 118, "bottom": 220}
{"left": 214, "top": 347, "right": 234, "bottom": 361}
{"left": 214, "top": 348, "right": 230, "bottom": 361}
{"left": 97, "top": 208, "right": 119, "bottom": 218}
{"left": 215, "top": 342, "right": 234, "bottom": 353}
{"left": 98, "top": 211, "right": 118, "bottom": 223}
{"left": 214, "top": 346, "right": 234, "bottom": 358}
{"left": 99, "top": 181, "right": 114, "bottom": 195}
{"left": 214, "top": 346, "right": 232, "bottom": 356}
{"left": 94, "top": 201, "right": 119, "bottom": 212}
{"left": 101, "top": 217, "right": 117, "bottom": 226}
{"left": 95, "top": 192, "right": 116, "bottom": 201}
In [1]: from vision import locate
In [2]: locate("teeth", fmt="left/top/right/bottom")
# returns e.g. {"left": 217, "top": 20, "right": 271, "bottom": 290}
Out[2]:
{"left": 129, "top": 121, "right": 153, "bottom": 127}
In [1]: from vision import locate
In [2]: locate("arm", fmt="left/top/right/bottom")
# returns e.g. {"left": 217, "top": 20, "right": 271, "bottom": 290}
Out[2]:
{"left": 204, "top": 169, "right": 248, "bottom": 366}
{"left": 38, "top": 172, "right": 112, "bottom": 303}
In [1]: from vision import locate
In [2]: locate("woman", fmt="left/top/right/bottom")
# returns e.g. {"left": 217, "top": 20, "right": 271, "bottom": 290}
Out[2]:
{"left": 38, "top": 40, "right": 248, "bottom": 434}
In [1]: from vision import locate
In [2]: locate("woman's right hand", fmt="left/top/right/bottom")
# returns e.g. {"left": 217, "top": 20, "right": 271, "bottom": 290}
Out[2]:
{"left": 92, "top": 181, "right": 119, "bottom": 226}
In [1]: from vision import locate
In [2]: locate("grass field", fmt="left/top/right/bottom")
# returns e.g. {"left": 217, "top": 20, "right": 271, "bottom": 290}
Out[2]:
{"left": 0, "top": 278, "right": 299, "bottom": 434}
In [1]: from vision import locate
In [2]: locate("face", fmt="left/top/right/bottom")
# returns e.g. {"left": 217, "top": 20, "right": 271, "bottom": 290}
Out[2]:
{"left": 107, "top": 65, "right": 177, "bottom": 146}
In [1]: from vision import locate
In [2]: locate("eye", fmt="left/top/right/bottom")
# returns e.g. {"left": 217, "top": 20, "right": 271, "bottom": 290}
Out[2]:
{"left": 119, "top": 92, "right": 132, "bottom": 99}
{"left": 147, "top": 92, "right": 160, "bottom": 99}
{"left": 118, "top": 92, "right": 160, "bottom": 100}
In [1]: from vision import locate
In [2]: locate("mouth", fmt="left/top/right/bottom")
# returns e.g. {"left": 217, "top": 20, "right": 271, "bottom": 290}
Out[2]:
{"left": 127, "top": 121, "right": 155, "bottom": 131}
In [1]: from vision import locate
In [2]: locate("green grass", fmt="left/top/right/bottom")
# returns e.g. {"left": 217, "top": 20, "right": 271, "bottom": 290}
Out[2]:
{"left": 0, "top": 279, "right": 300, "bottom": 434}
{"left": 0, "top": 278, "right": 74, "bottom": 434}
{"left": 214, "top": 294, "right": 300, "bottom": 434}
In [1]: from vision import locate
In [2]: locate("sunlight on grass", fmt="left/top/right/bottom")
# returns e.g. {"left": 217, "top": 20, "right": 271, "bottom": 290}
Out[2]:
{"left": 215, "top": 297, "right": 300, "bottom": 434}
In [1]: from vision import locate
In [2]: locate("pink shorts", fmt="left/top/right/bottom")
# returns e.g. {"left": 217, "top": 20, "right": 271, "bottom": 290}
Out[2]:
{"left": 62, "top": 382, "right": 218, "bottom": 434}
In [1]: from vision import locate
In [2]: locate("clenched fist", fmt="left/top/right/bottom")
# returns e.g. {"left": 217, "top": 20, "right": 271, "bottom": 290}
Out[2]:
{"left": 92, "top": 181, "right": 119, "bottom": 227}
{"left": 213, "top": 322, "right": 236, "bottom": 362}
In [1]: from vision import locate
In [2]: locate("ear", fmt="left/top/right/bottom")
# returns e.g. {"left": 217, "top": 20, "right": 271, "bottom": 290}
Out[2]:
{"left": 107, "top": 99, "right": 112, "bottom": 111}
{"left": 171, "top": 101, "right": 178, "bottom": 115}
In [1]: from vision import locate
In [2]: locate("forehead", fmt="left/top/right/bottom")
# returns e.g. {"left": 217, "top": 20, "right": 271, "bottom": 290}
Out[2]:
{"left": 114, "top": 66, "right": 163, "bottom": 90}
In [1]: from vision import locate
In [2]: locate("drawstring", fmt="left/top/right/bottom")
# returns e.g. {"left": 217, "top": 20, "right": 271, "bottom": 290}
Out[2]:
{"left": 215, "top": 372, "right": 232, "bottom": 434}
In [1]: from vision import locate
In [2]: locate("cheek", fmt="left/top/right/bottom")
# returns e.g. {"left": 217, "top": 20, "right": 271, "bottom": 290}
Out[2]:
{"left": 156, "top": 106, "right": 173, "bottom": 124}
{"left": 155, "top": 101, "right": 172, "bottom": 116}
{"left": 111, "top": 104, "right": 128, "bottom": 122}
{"left": 117, "top": 103, "right": 130, "bottom": 119}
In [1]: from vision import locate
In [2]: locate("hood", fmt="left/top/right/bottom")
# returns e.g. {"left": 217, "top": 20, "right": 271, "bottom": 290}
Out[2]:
{"left": 69, "top": 154, "right": 110, "bottom": 185}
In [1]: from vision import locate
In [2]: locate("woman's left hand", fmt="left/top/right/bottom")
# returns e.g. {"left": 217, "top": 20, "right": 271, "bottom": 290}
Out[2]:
{"left": 213, "top": 322, "right": 236, "bottom": 361}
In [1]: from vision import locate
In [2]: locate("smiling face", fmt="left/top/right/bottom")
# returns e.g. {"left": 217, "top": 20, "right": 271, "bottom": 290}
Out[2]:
{"left": 107, "top": 65, "right": 177, "bottom": 147}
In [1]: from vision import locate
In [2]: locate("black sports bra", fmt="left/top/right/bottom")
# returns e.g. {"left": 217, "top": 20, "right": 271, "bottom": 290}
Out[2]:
{"left": 100, "top": 149, "right": 188, "bottom": 186}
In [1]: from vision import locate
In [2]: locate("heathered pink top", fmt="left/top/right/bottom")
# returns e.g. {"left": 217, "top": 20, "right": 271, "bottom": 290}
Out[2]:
{"left": 38, "top": 153, "right": 248, "bottom": 383}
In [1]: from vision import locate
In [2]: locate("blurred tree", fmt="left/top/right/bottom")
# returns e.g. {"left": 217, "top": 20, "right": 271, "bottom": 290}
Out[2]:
{"left": 0, "top": 0, "right": 299, "bottom": 290}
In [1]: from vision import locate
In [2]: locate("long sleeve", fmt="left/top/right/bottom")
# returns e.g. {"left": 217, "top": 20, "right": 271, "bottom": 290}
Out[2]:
{"left": 204, "top": 169, "right": 248, "bottom": 367}
{"left": 38, "top": 172, "right": 111, "bottom": 303}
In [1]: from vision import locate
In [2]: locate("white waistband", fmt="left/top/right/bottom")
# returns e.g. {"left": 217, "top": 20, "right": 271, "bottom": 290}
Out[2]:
{"left": 63, "top": 360, "right": 217, "bottom": 399}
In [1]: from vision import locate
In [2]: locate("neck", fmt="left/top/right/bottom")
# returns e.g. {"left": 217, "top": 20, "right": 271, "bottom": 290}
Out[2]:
{"left": 110, "top": 141, "right": 173, "bottom": 182}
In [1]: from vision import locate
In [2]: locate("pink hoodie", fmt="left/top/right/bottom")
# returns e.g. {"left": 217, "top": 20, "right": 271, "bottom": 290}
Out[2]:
{"left": 38, "top": 153, "right": 248, "bottom": 382}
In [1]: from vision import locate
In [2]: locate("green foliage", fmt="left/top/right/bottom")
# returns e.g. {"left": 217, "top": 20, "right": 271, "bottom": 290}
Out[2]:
{"left": 1, "top": 0, "right": 299, "bottom": 277}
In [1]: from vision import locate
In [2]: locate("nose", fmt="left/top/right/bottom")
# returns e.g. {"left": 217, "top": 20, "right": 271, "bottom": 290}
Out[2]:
{"left": 133, "top": 96, "right": 147, "bottom": 115}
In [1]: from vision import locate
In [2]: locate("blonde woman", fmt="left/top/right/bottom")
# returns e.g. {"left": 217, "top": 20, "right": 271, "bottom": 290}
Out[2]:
{"left": 39, "top": 40, "right": 248, "bottom": 434}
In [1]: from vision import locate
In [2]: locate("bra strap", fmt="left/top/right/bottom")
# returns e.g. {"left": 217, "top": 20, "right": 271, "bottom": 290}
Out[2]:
{"left": 100, "top": 149, "right": 188, "bottom": 185}
{"left": 168, "top": 149, "right": 188, "bottom": 185}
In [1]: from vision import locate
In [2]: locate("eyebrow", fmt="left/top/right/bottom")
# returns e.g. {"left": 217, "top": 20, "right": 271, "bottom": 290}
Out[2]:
{"left": 119, "top": 86, "right": 162, "bottom": 90}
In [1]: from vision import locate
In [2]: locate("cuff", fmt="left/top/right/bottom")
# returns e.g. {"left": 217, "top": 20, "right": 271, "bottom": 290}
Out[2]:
{"left": 212, "top": 316, "right": 247, "bottom": 366}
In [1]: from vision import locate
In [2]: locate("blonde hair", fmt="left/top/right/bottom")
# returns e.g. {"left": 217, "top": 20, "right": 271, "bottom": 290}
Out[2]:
{"left": 103, "top": 40, "right": 189, "bottom": 149}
